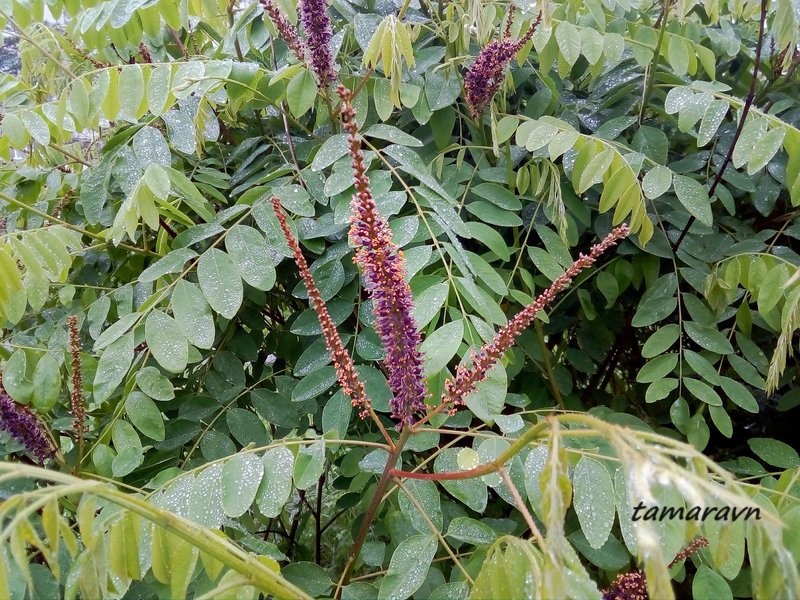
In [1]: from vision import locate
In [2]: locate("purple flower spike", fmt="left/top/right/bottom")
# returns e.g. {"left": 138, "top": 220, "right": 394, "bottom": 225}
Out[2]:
{"left": 261, "top": 0, "right": 307, "bottom": 63}
{"left": 337, "top": 85, "right": 427, "bottom": 427}
{"left": 299, "top": 0, "right": 337, "bottom": 86}
{"left": 464, "top": 12, "right": 542, "bottom": 117}
{"left": 0, "top": 383, "right": 55, "bottom": 463}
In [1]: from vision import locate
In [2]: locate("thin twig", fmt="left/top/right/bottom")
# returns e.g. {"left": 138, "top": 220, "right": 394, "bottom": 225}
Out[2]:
{"left": 672, "top": 0, "right": 768, "bottom": 253}
{"left": 498, "top": 467, "right": 545, "bottom": 547}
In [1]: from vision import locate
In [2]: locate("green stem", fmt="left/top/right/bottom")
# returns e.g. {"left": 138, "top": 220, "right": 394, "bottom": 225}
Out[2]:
{"left": 48, "top": 142, "right": 91, "bottom": 167}
{"left": 390, "top": 419, "right": 550, "bottom": 480}
{"left": 534, "top": 320, "right": 565, "bottom": 410}
{"left": 638, "top": 0, "right": 670, "bottom": 124}
{"left": 0, "top": 191, "right": 157, "bottom": 257}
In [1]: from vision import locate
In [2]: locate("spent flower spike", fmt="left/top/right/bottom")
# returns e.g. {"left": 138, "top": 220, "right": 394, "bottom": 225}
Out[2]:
{"left": 271, "top": 197, "right": 370, "bottom": 417}
{"left": 68, "top": 315, "right": 87, "bottom": 437}
{"left": 443, "top": 224, "right": 630, "bottom": 407}
{"left": 337, "top": 85, "right": 427, "bottom": 426}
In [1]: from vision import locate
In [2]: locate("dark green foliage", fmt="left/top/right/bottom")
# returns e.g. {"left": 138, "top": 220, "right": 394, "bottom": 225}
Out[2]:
{"left": 0, "top": 0, "right": 799, "bottom": 598}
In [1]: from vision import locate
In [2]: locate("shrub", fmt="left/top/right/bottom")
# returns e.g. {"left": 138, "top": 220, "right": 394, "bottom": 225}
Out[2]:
{"left": 0, "top": 0, "right": 799, "bottom": 598}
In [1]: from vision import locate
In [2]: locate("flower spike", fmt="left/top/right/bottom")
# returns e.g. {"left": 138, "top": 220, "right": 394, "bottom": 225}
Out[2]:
{"left": 260, "top": 0, "right": 307, "bottom": 63}
{"left": 271, "top": 197, "right": 370, "bottom": 417}
{"left": 0, "top": 380, "right": 55, "bottom": 463}
{"left": 464, "top": 12, "right": 542, "bottom": 118}
{"left": 443, "top": 224, "right": 630, "bottom": 407}
{"left": 337, "top": 85, "right": 428, "bottom": 427}
{"left": 68, "top": 315, "right": 87, "bottom": 438}
{"left": 298, "top": 0, "right": 337, "bottom": 85}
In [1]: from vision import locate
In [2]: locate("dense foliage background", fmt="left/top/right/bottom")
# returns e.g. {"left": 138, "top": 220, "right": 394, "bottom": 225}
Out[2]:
{"left": 0, "top": 0, "right": 799, "bottom": 597}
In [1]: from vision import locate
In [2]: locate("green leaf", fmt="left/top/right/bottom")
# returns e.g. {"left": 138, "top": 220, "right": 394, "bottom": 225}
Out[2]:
{"left": 683, "top": 378, "right": 723, "bottom": 406}
{"left": 732, "top": 117, "right": 767, "bottom": 169}
{"left": 221, "top": 453, "right": 265, "bottom": 517}
{"left": 748, "top": 438, "right": 800, "bottom": 468}
{"left": 517, "top": 119, "right": 559, "bottom": 151}
{"left": 188, "top": 465, "right": 224, "bottom": 527}
{"left": 421, "top": 320, "right": 463, "bottom": 377}
{"left": 445, "top": 517, "right": 496, "bottom": 546}
{"left": 463, "top": 222, "right": 511, "bottom": 262}
{"left": 641, "top": 324, "right": 680, "bottom": 358}
{"left": 363, "top": 124, "right": 423, "bottom": 147}
{"left": 112, "top": 447, "right": 144, "bottom": 477}
{"left": 322, "top": 389, "right": 352, "bottom": 436}
{"left": 172, "top": 280, "right": 216, "bottom": 350}
{"left": 294, "top": 440, "right": 325, "bottom": 490}
{"left": 465, "top": 362, "right": 506, "bottom": 423}
{"left": 145, "top": 310, "right": 189, "bottom": 373}
{"left": 683, "top": 321, "right": 734, "bottom": 354}
{"left": 135, "top": 366, "right": 175, "bottom": 401}
{"left": 292, "top": 366, "right": 337, "bottom": 402}
{"left": 283, "top": 562, "right": 333, "bottom": 597}
{"left": 472, "top": 183, "right": 522, "bottom": 211}
{"left": 434, "top": 448, "right": 488, "bottom": 512}
{"left": 673, "top": 175, "right": 712, "bottom": 226}
{"left": 412, "top": 283, "right": 448, "bottom": 329}
{"left": 576, "top": 148, "right": 613, "bottom": 194}
{"left": 719, "top": 376, "right": 759, "bottom": 413}
{"left": 31, "top": 354, "right": 61, "bottom": 412}
{"left": 310, "top": 134, "right": 349, "bottom": 171}
{"left": 118, "top": 65, "right": 145, "bottom": 122}
{"left": 646, "top": 378, "right": 679, "bottom": 403}
{"left": 2, "top": 350, "right": 33, "bottom": 404}
{"left": 139, "top": 248, "right": 197, "bottom": 283}
{"left": 528, "top": 247, "right": 564, "bottom": 281}
{"left": 684, "top": 350, "right": 721, "bottom": 385}
{"left": 398, "top": 479, "right": 442, "bottom": 533}
{"left": 572, "top": 457, "right": 615, "bottom": 549}
{"left": 20, "top": 110, "right": 50, "bottom": 145}
{"left": 273, "top": 185, "right": 315, "bottom": 217}
{"left": 642, "top": 165, "right": 672, "bottom": 200}
{"left": 555, "top": 21, "right": 581, "bottom": 66}
{"left": 377, "top": 535, "right": 437, "bottom": 600}
{"left": 225, "top": 225, "right": 276, "bottom": 291}
{"left": 227, "top": 408, "right": 270, "bottom": 447}
{"left": 286, "top": 69, "right": 317, "bottom": 117}
{"left": 124, "top": 391, "right": 165, "bottom": 441}
{"left": 2, "top": 113, "right": 30, "bottom": 148}
{"left": 69, "top": 79, "right": 90, "bottom": 126}
{"left": 197, "top": 249, "right": 244, "bottom": 319}
{"left": 667, "top": 36, "right": 690, "bottom": 76}
{"left": 465, "top": 201, "right": 522, "bottom": 227}
{"left": 471, "top": 537, "right": 542, "bottom": 600}
{"left": 747, "top": 126, "right": 786, "bottom": 174}
{"left": 148, "top": 65, "right": 172, "bottom": 116}
{"left": 636, "top": 353, "right": 678, "bottom": 383}
{"left": 693, "top": 565, "right": 733, "bottom": 600}
{"left": 256, "top": 447, "right": 295, "bottom": 517}
{"left": 93, "top": 332, "right": 135, "bottom": 403}
{"left": 709, "top": 405, "right": 733, "bottom": 437}
{"left": 698, "top": 100, "right": 728, "bottom": 147}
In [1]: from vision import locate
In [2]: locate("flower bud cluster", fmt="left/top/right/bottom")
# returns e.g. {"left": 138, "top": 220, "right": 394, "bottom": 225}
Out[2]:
{"left": 443, "top": 224, "right": 630, "bottom": 407}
